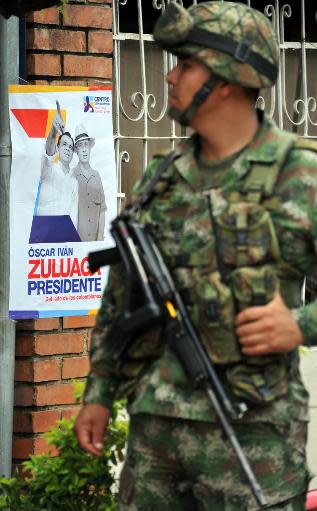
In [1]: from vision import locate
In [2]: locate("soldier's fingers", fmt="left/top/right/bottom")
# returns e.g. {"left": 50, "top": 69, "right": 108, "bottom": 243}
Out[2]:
{"left": 238, "top": 331, "right": 264, "bottom": 346}
{"left": 91, "top": 423, "right": 106, "bottom": 456}
{"left": 241, "top": 342, "right": 271, "bottom": 356}
{"left": 235, "top": 305, "right": 268, "bottom": 325}
{"left": 236, "top": 316, "right": 272, "bottom": 338}
{"left": 75, "top": 424, "right": 101, "bottom": 456}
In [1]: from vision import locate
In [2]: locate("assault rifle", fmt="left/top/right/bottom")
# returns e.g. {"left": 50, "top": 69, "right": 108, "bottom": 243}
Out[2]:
{"left": 89, "top": 213, "right": 268, "bottom": 509}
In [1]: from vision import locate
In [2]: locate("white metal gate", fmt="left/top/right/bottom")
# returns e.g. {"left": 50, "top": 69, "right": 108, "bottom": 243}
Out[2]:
{"left": 113, "top": 0, "right": 317, "bottom": 207}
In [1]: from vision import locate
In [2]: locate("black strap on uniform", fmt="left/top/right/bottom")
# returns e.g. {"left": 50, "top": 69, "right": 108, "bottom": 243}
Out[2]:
{"left": 177, "top": 75, "right": 220, "bottom": 126}
{"left": 205, "top": 191, "right": 229, "bottom": 285}
{"left": 136, "top": 151, "right": 177, "bottom": 208}
{"left": 181, "top": 28, "right": 278, "bottom": 83}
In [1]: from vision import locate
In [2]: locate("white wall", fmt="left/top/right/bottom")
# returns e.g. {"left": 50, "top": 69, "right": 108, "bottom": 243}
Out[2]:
{"left": 300, "top": 348, "right": 317, "bottom": 489}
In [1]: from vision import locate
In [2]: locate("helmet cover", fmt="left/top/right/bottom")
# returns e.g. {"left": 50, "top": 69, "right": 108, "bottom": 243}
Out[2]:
{"left": 153, "top": 1, "right": 279, "bottom": 89}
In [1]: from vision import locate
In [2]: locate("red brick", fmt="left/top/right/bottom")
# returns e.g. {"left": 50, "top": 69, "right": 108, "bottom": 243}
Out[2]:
{"left": 14, "top": 410, "right": 60, "bottom": 433}
{"left": 33, "top": 80, "right": 106, "bottom": 86}
{"left": 15, "top": 360, "right": 33, "bottom": 381}
{"left": 27, "top": 54, "right": 61, "bottom": 77}
{"left": 16, "top": 317, "right": 60, "bottom": 332}
{"left": 35, "top": 383, "right": 76, "bottom": 406}
{"left": 36, "top": 333, "right": 85, "bottom": 355}
{"left": 28, "top": 79, "right": 50, "bottom": 85}
{"left": 30, "top": 79, "right": 88, "bottom": 86}
{"left": 63, "top": 315, "right": 96, "bottom": 329}
{"left": 16, "top": 333, "right": 85, "bottom": 356}
{"left": 35, "top": 437, "right": 58, "bottom": 455}
{"left": 87, "top": 80, "right": 112, "bottom": 87}
{"left": 62, "top": 356, "right": 90, "bottom": 379}
{"left": 15, "top": 382, "right": 76, "bottom": 407}
{"left": 87, "top": 329, "right": 92, "bottom": 351}
{"left": 34, "top": 359, "right": 61, "bottom": 382}
{"left": 13, "top": 411, "right": 33, "bottom": 432}
{"left": 14, "top": 386, "right": 34, "bottom": 407}
{"left": 16, "top": 335, "right": 34, "bottom": 356}
{"left": 15, "top": 359, "right": 61, "bottom": 382}
{"left": 88, "top": 31, "right": 113, "bottom": 54}
{"left": 25, "top": 6, "right": 59, "bottom": 24}
{"left": 61, "top": 406, "right": 81, "bottom": 420}
{"left": 63, "top": 5, "right": 112, "bottom": 29}
{"left": 49, "top": 80, "right": 88, "bottom": 86}
{"left": 12, "top": 436, "right": 58, "bottom": 459}
{"left": 12, "top": 437, "right": 33, "bottom": 459}
{"left": 27, "top": 28, "right": 86, "bottom": 53}
{"left": 64, "top": 55, "right": 112, "bottom": 79}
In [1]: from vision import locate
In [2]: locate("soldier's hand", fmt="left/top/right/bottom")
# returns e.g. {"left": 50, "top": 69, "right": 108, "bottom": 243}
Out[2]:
{"left": 235, "top": 291, "right": 304, "bottom": 356}
{"left": 74, "top": 403, "right": 110, "bottom": 456}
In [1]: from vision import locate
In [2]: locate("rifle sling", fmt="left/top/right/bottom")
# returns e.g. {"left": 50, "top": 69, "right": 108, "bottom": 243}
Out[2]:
{"left": 136, "top": 151, "right": 177, "bottom": 208}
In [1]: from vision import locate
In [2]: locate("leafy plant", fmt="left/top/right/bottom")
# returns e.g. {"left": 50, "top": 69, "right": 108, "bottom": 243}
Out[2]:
{"left": 0, "top": 398, "right": 128, "bottom": 511}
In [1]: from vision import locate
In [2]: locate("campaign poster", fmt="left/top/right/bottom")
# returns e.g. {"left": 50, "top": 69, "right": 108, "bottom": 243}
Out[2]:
{"left": 8, "top": 85, "right": 117, "bottom": 319}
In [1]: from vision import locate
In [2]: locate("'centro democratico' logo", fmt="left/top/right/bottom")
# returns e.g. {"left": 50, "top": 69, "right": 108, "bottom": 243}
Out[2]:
{"left": 83, "top": 96, "right": 95, "bottom": 113}
{"left": 83, "top": 95, "right": 111, "bottom": 113}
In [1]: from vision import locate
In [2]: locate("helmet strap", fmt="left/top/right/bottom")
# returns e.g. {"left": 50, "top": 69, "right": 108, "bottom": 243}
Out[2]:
{"left": 168, "top": 75, "right": 219, "bottom": 126}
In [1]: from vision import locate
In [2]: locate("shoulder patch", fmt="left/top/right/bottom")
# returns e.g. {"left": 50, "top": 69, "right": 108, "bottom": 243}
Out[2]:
{"left": 294, "top": 138, "right": 317, "bottom": 153}
{"left": 152, "top": 148, "right": 172, "bottom": 159}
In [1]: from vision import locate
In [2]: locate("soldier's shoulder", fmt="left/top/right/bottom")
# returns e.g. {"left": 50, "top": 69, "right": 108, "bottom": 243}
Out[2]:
{"left": 285, "top": 136, "right": 317, "bottom": 169}
{"left": 293, "top": 138, "right": 317, "bottom": 152}
{"left": 152, "top": 148, "right": 172, "bottom": 159}
{"left": 132, "top": 149, "right": 175, "bottom": 195}
{"left": 290, "top": 137, "right": 317, "bottom": 159}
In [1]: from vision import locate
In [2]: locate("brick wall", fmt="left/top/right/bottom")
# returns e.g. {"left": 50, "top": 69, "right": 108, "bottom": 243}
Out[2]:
{"left": 13, "top": 316, "right": 95, "bottom": 464}
{"left": 25, "top": 0, "right": 112, "bottom": 86}
{"left": 13, "top": 0, "right": 113, "bottom": 468}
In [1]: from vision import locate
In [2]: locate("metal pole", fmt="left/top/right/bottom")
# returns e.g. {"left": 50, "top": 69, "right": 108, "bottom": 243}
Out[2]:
{"left": 0, "top": 13, "right": 19, "bottom": 477}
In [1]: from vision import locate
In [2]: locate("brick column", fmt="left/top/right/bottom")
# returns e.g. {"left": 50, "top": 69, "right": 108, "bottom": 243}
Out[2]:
{"left": 25, "top": 0, "right": 112, "bottom": 85}
{"left": 13, "top": 0, "right": 113, "bottom": 468}
{"left": 13, "top": 316, "right": 95, "bottom": 465}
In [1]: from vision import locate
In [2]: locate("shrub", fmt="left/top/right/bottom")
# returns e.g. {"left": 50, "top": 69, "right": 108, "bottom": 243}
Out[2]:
{"left": 0, "top": 398, "right": 128, "bottom": 511}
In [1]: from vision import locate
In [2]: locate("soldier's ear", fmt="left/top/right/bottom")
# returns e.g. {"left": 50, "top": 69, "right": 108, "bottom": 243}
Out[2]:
{"left": 217, "top": 81, "right": 232, "bottom": 98}
{"left": 218, "top": 81, "right": 241, "bottom": 100}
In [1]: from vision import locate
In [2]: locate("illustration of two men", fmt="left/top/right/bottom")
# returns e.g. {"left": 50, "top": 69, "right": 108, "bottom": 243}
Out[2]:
{"left": 32, "top": 101, "right": 106, "bottom": 243}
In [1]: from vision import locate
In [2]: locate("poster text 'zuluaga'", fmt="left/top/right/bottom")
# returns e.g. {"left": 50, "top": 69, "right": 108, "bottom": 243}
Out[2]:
{"left": 27, "top": 255, "right": 102, "bottom": 295}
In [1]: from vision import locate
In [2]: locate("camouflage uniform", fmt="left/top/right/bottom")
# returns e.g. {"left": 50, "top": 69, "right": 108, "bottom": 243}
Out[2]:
{"left": 84, "top": 3, "right": 316, "bottom": 509}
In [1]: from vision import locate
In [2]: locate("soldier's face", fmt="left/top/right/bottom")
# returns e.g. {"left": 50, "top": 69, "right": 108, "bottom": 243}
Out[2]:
{"left": 166, "top": 58, "right": 211, "bottom": 113}
{"left": 76, "top": 139, "right": 91, "bottom": 164}
{"left": 58, "top": 135, "right": 74, "bottom": 165}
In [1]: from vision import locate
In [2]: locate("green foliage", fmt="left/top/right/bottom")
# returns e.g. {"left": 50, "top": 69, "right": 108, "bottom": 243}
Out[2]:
{"left": 0, "top": 400, "right": 128, "bottom": 511}
{"left": 72, "top": 379, "right": 86, "bottom": 403}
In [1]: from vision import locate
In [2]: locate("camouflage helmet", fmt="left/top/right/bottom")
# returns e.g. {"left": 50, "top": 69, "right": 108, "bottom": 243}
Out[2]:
{"left": 153, "top": 1, "right": 279, "bottom": 89}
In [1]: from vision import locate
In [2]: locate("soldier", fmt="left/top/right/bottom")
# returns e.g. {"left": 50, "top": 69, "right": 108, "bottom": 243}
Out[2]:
{"left": 75, "top": 2, "right": 315, "bottom": 510}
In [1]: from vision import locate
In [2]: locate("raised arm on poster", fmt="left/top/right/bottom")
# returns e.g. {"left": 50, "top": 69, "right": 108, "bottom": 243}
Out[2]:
{"left": 46, "top": 100, "right": 65, "bottom": 150}
{"left": 45, "top": 101, "right": 66, "bottom": 155}
{"left": 36, "top": 100, "right": 79, "bottom": 234}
